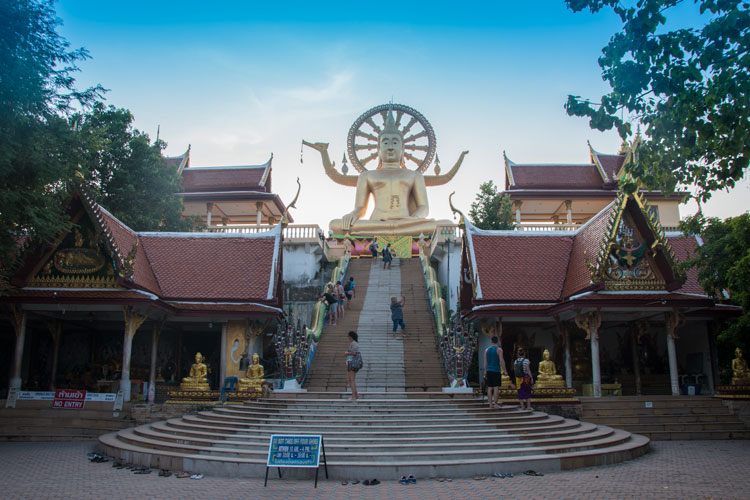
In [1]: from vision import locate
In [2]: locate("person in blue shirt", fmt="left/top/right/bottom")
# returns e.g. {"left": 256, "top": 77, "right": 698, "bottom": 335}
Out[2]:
{"left": 485, "top": 336, "right": 513, "bottom": 409}
{"left": 390, "top": 296, "right": 405, "bottom": 339}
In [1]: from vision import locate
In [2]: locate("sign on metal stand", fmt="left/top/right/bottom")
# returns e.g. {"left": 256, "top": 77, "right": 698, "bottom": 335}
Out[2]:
{"left": 265, "top": 434, "right": 328, "bottom": 487}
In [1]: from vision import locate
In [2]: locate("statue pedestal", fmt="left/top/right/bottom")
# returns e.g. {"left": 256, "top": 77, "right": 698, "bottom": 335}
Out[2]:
{"left": 179, "top": 382, "right": 210, "bottom": 392}
{"left": 715, "top": 384, "right": 750, "bottom": 400}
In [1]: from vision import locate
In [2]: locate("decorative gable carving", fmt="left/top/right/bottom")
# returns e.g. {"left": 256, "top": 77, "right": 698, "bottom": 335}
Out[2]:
{"left": 586, "top": 191, "right": 684, "bottom": 291}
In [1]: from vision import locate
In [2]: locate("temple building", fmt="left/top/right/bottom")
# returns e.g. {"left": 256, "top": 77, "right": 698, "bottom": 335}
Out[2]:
{"left": 0, "top": 185, "right": 284, "bottom": 401}
{"left": 168, "top": 146, "right": 293, "bottom": 227}
{"left": 504, "top": 143, "right": 682, "bottom": 229}
{"left": 459, "top": 146, "right": 740, "bottom": 397}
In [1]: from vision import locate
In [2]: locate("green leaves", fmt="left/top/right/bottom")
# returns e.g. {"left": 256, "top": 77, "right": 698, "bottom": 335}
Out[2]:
{"left": 468, "top": 180, "right": 514, "bottom": 230}
{"left": 566, "top": 0, "right": 750, "bottom": 201}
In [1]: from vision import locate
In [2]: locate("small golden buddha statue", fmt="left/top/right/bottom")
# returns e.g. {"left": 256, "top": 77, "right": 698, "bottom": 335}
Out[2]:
{"left": 536, "top": 349, "right": 565, "bottom": 388}
{"left": 732, "top": 347, "right": 750, "bottom": 385}
{"left": 238, "top": 353, "right": 265, "bottom": 392}
{"left": 180, "top": 352, "right": 210, "bottom": 391}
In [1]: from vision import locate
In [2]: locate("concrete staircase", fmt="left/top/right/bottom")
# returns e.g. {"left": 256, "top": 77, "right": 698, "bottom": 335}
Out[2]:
{"left": 0, "top": 401, "right": 134, "bottom": 441}
{"left": 304, "top": 257, "right": 447, "bottom": 393}
{"left": 98, "top": 395, "right": 649, "bottom": 479}
{"left": 581, "top": 396, "right": 750, "bottom": 440}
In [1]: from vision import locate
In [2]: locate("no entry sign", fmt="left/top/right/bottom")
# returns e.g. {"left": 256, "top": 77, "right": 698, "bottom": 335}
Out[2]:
{"left": 53, "top": 389, "right": 87, "bottom": 409}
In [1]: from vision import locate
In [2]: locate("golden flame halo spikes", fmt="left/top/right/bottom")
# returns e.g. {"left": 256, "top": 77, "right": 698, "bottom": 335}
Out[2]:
{"left": 346, "top": 103, "right": 436, "bottom": 173}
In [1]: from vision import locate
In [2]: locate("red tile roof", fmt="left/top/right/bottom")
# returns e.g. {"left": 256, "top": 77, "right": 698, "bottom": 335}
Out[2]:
{"left": 471, "top": 232, "right": 572, "bottom": 302}
{"left": 140, "top": 234, "right": 277, "bottom": 300}
{"left": 561, "top": 202, "right": 616, "bottom": 298}
{"left": 668, "top": 235, "right": 705, "bottom": 296}
{"left": 508, "top": 164, "right": 604, "bottom": 189}
{"left": 181, "top": 164, "right": 269, "bottom": 192}
{"left": 593, "top": 152, "right": 625, "bottom": 181}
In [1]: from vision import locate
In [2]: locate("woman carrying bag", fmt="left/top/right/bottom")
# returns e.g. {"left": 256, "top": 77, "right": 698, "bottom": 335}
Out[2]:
{"left": 345, "top": 331, "right": 362, "bottom": 401}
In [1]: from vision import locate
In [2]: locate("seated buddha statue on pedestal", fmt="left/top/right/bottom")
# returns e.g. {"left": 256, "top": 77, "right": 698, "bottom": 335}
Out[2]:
{"left": 180, "top": 352, "right": 210, "bottom": 391}
{"left": 303, "top": 104, "right": 468, "bottom": 237}
{"left": 732, "top": 348, "right": 750, "bottom": 385}
{"left": 238, "top": 353, "right": 265, "bottom": 392}
{"left": 536, "top": 349, "right": 566, "bottom": 388}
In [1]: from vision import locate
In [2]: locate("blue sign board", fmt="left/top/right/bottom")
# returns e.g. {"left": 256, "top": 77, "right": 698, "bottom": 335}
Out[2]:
{"left": 267, "top": 434, "right": 322, "bottom": 468}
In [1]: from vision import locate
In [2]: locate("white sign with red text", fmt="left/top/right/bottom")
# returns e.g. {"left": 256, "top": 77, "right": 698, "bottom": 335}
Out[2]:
{"left": 52, "top": 389, "right": 87, "bottom": 409}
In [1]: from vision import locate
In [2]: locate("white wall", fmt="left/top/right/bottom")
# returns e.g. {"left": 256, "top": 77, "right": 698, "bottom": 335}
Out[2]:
{"left": 431, "top": 240, "right": 462, "bottom": 315}
{"left": 283, "top": 243, "right": 324, "bottom": 284}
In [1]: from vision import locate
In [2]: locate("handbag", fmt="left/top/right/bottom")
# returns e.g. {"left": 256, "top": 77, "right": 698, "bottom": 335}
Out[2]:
{"left": 349, "top": 351, "right": 363, "bottom": 370}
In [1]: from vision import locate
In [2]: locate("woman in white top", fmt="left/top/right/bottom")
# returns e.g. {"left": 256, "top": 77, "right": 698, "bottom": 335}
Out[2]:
{"left": 345, "top": 331, "right": 360, "bottom": 401}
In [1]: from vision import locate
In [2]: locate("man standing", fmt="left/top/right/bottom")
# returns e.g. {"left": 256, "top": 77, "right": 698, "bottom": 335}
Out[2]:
{"left": 485, "top": 336, "right": 513, "bottom": 409}
{"left": 390, "top": 296, "right": 406, "bottom": 340}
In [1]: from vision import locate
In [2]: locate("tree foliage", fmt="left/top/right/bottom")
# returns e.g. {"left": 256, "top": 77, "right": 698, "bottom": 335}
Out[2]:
{"left": 0, "top": 0, "right": 104, "bottom": 271}
{"left": 73, "top": 104, "right": 198, "bottom": 232}
{"left": 468, "top": 180, "right": 514, "bottom": 230}
{"left": 565, "top": 0, "right": 750, "bottom": 200}
{"left": 681, "top": 213, "right": 750, "bottom": 374}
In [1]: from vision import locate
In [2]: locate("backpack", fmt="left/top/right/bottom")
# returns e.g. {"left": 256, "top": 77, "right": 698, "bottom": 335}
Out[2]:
{"left": 514, "top": 358, "right": 526, "bottom": 378}
{"left": 344, "top": 281, "right": 351, "bottom": 292}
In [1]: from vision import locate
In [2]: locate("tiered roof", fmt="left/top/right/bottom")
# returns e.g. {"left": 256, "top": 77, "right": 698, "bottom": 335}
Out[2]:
{"left": 6, "top": 187, "right": 284, "bottom": 317}
{"left": 460, "top": 191, "right": 733, "bottom": 319}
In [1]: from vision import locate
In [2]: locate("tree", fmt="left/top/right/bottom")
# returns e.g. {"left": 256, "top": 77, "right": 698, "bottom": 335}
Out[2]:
{"left": 73, "top": 103, "right": 198, "bottom": 232}
{"left": 565, "top": 1, "right": 750, "bottom": 201}
{"left": 468, "top": 180, "right": 514, "bottom": 230}
{"left": 681, "top": 213, "right": 750, "bottom": 380}
{"left": 0, "top": 0, "right": 103, "bottom": 272}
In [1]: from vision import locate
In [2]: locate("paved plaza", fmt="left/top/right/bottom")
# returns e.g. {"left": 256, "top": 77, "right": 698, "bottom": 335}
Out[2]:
{"left": 1, "top": 440, "right": 749, "bottom": 499}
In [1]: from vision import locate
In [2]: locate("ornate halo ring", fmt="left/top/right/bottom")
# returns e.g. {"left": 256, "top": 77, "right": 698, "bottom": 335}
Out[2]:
{"left": 346, "top": 103, "right": 436, "bottom": 173}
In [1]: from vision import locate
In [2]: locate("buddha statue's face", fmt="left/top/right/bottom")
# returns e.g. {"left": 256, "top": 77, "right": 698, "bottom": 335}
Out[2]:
{"left": 195, "top": 353, "right": 202, "bottom": 363}
{"left": 543, "top": 350, "right": 550, "bottom": 360}
{"left": 379, "top": 133, "right": 404, "bottom": 165}
{"left": 737, "top": 348, "right": 744, "bottom": 358}
{"left": 252, "top": 353, "right": 259, "bottom": 365}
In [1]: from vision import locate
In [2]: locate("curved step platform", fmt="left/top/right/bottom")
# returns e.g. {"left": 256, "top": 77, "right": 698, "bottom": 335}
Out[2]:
{"left": 99, "top": 395, "right": 649, "bottom": 480}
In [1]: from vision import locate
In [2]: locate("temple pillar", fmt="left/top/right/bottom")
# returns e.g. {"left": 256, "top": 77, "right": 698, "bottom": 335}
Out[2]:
{"left": 206, "top": 202, "right": 214, "bottom": 226}
{"left": 45, "top": 320, "right": 63, "bottom": 390}
{"left": 256, "top": 202, "right": 263, "bottom": 227}
{"left": 630, "top": 326, "right": 642, "bottom": 396}
{"left": 9, "top": 305, "right": 27, "bottom": 390}
{"left": 565, "top": 200, "right": 572, "bottom": 224}
{"left": 121, "top": 307, "right": 149, "bottom": 402}
{"left": 665, "top": 310, "right": 684, "bottom": 396}
{"left": 555, "top": 318, "right": 572, "bottom": 388}
{"left": 147, "top": 319, "right": 165, "bottom": 404}
{"left": 513, "top": 201, "right": 522, "bottom": 224}
{"left": 220, "top": 322, "right": 228, "bottom": 384}
{"left": 576, "top": 310, "right": 602, "bottom": 397}
{"left": 708, "top": 321, "right": 720, "bottom": 394}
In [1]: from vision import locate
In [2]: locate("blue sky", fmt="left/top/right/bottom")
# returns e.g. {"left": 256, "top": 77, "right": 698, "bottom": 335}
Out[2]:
{"left": 56, "top": 1, "right": 749, "bottom": 225}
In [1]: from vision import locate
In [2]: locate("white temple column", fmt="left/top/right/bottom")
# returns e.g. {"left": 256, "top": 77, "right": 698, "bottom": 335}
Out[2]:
{"left": 256, "top": 202, "right": 263, "bottom": 227}
{"left": 45, "top": 320, "right": 63, "bottom": 390}
{"left": 147, "top": 319, "right": 165, "bottom": 404}
{"left": 513, "top": 201, "right": 522, "bottom": 224}
{"left": 206, "top": 202, "right": 213, "bottom": 226}
{"left": 564, "top": 336, "right": 573, "bottom": 389}
{"left": 9, "top": 305, "right": 27, "bottom": 390}
{"left": 121, "top": 307, "right": 148, "bottom": 402}
{"left": 565, "top": 200, "right": 572, "bottom": 225}
{"left": 665, "top": 310, "right": 684, "bottom": 396}
{"left": 220, "top": 322, "right": 228, "bottom": 384}
{"left": 576, "top": 310, "right": 602, "bottom": 397}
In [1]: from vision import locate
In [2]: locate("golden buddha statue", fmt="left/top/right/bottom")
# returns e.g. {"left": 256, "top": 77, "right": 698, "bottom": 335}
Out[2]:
{"left": 732, "top": 347, "right": 750, "bottom": 385}
{"left": 180, "top": 352, "right": 210, "bottom": 391}
{"left": 304, "top": 105, "right": 467, "bottom": 236}
{"left": 238, "top": 353, "right": 265, "bottom": 392}
{"left": 536, "top": 349, "right": 565, "bottom": 388}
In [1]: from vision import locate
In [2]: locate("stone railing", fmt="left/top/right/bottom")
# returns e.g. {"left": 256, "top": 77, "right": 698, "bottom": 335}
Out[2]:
{"left": 205, "top": 223, "right": 323, "bottom": 241}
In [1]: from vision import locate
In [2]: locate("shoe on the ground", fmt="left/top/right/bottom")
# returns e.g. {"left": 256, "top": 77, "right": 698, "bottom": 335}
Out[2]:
{"left": 407, "top": 474, "right": 416, "bottom": 484}
{"left": 190, "top": 473, "right": 204, "bottom": 480}
{"left": 370, "top": 478, "right": 380, "bottom": 485}
{"left": 399, "top": 476, "right": 409, "bottom": 485}
{"left": 363, "top": 480, "right": 371, "bottom": 485}
{"left": 351, "top": 480, "right": 360, "bottom": 484}
{"left": 176, "top": 472, "right": 191, "bottom": 478}
{"left": 491, "top": 472, "right": 504, "bottom": 478}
